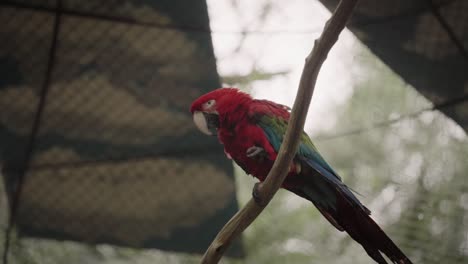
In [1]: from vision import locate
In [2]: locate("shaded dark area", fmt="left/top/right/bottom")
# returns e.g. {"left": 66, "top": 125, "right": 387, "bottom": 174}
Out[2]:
{"left": 0, "top": 0, "right": 242, "bottom": 257}
{"left": 320, "top": 0, "right": 468, "bottom": 132}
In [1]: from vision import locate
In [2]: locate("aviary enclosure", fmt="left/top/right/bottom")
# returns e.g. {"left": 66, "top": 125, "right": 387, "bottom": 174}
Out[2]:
{"left": 1, "top": 0, "right": 467, "bottom": 264}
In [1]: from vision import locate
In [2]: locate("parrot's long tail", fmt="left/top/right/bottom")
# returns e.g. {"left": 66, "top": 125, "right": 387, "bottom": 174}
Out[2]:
{"left": 333, "top": 193, "right": 412, "bottom": 264}
{"left": 291, "top": 159, "right": 413, "bottom": 264}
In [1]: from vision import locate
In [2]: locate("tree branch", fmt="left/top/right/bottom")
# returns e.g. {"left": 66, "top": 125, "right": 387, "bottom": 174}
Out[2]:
{"left": 200, "top": 1, "right": 358, "bottom": 263}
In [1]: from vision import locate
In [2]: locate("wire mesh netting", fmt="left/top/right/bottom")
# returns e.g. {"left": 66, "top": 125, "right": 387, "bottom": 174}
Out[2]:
{"left": 341, "top": 0, "right": 468, "bottom": 131}
{"left": 0, "top": 0, "right": 243, "bottom": 261}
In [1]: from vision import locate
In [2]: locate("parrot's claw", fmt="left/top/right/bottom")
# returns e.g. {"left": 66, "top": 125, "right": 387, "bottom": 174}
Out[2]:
{"left": 246, "top": 146, "right": 266, "bottom": 160}
{"left": 252, "top": 182, "right": 266, "bottom": 206}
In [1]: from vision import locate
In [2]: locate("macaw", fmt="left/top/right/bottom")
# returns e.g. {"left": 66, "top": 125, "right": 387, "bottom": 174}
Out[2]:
{"left": 190, "top": 88, "right": 412, "bottom": 264}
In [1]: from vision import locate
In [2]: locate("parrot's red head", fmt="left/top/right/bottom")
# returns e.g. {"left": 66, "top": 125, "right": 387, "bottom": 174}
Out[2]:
{"left": 190, "top": 88, "right": 252, "bottom": 135}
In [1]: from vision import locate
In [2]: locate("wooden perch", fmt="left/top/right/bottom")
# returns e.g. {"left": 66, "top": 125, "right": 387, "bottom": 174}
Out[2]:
{"left": 200, "top": 1, "right": 358, "bottom": 263}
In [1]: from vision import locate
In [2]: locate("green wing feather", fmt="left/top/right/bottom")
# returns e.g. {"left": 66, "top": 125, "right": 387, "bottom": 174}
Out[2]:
{"left": 256, "top": 114, "right": 369, "bottom": 214}
{"left": 256, "top": 115, "right": 341, "bottom": 180}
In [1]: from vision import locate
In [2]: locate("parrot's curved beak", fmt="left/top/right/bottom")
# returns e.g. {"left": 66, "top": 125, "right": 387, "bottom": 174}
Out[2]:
{"left": 193, "top": 111, "right": 219, "bottom": 136}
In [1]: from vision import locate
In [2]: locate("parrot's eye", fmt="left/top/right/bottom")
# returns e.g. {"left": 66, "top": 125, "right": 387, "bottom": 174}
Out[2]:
{"left": 204, "top": 99, "right": 216, "bottom": 109}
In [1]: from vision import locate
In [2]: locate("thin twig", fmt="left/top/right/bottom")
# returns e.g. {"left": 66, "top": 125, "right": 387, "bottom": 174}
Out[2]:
{"left": 200, "top": 1, "right": 358, "bottom": 263}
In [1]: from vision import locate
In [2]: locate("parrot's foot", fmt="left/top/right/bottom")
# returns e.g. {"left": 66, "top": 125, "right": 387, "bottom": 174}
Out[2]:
{"left": 252, "top": 182, "right": 266, "bottom": 206}
{"left": 246, "top": 146, "right": 267, "bottom": 161}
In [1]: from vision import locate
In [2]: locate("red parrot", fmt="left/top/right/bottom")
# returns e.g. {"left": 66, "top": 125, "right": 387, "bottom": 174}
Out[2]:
{"left": 190, "top": 88, "right": 412, "bottom": 264}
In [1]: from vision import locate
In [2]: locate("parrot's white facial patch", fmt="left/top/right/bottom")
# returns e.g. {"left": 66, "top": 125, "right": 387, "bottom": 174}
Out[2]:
{"left": 193, "top": 111, "right": 213, "bottom": 135}
{"left": 203, "top": 99, "right": 216, "bottom": 110}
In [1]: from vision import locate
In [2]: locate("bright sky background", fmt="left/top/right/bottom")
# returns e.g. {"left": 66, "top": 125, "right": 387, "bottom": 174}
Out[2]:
{"left": 206, "top": 0, "right": 362, "bottom": 134}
